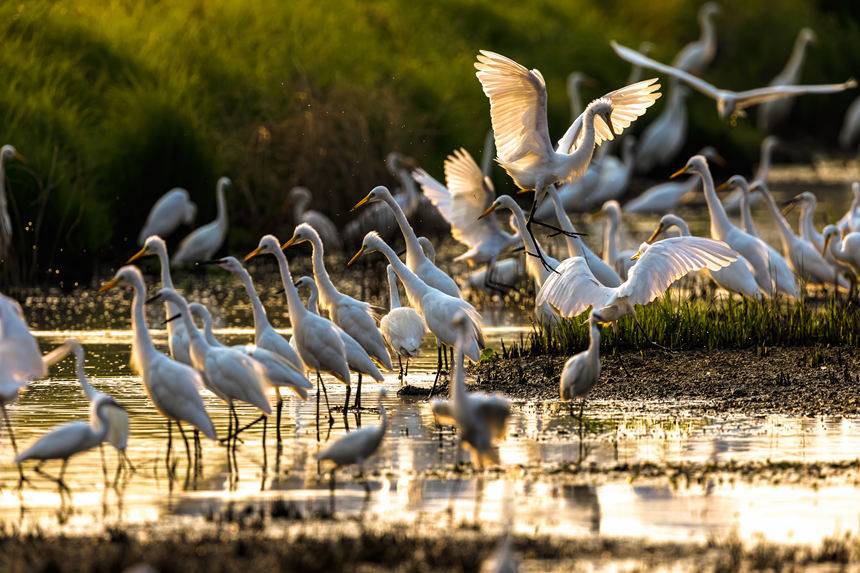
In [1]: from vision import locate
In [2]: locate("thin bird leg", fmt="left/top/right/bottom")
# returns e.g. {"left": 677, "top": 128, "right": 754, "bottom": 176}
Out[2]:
{"left": 405, "top": 357, "right": 409, "bottom": 377}
{"left": 166, "top": 420, "right": 174, "bottom": 479}
{"left": 121, "top": 450, "right": 136, "bottom": 473}
{"left": 398, "top": 355, "right": 403, "bottom": 384}
{"left": 579, "top": 399, "right": 586, "bottom": 442}
{"left": 1, "top": 404, "right": 28, "bottom": 486}
{"left": 99, "top": 443, "right": 108, "bottom": 484}
{"left": 221, "top": 415, "right": 264, "bottom": 443}
{"left": 343, "top": 384, "right": 352, "bottom": 432}
{"left": 226, "top": 407, "right": 234, "bottom": 474}
{"left": 428, "top": 343, "right": 443, "bottom": 398}
{"left": 276, "top": 394, "right": 283, "bottom": 446}
{"left": 354, "top": 373, "right": 363, "bottom": 409}
{"left": 317, "top": 371, "right": 334, "bottom": 426}
{"left": 193, "top": 429, "right": 202, "bottom": 476}
{"left": 57, "top": 459, "right": 71, "bottom": 499}
{"left": 261, "top": 414, "right": 268, "bottom": 474}
{"left": 176, "top": 422, "right": 192, "bottom": 471}
{"left": 633, "top": 313, "right": 668, "bottom": 350}
{"left": 524, "top": 192, "right": 559, "bottom": 274}
{"left": 442, "top": 341, "right": 449, "bottom": 370}
{"left": 531, "top": 218, "right": 585, "bottom": 238}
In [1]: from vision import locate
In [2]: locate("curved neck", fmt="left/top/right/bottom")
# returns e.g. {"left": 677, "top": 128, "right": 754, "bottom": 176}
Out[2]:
{"left": 170, "top": 295, "right": 204, "bottom": 346}
{"left": 587, "top": 320, "right": 601, "bottom": 356}
{"left": 562, "top": 106, "right": 600, "bottom": 170}
{"left": 386, "top": 266, "right": 401, "bottom": 309}
{"left": 128, "top": 275, "right": 158, "bottom": 369}
{"left": 699, "top": 10, "right": 716, "bottom": 50}
{"left": 233, "top": 266, "right": 271, "bottom": 339}
{"left": 757, "top": 185, "right": 796, "bottom": 251}
{"left": 739, "top": 187, "right": 759, "bottom": 237}
{"left": 781, "top": 35, "right": 810, "bottom": 81}
{"left": 93, "top": 403, "right": 114, "bottom": 440}
{"left": 299, "top": 280, "right": 321, "bottom": 316}
{"left": 271, "top": 248, "right": 308, "bottom": 324}
{"left": 200, "top": 311, "right": 220, "bottom": 346}
{"left": 152, "top": 244, "right": 181, "bottom": 338}
{"left": 504, "top": 201, "right": 547, "bottom": 260}
{"left": 306, "top": 235, "right": 340, "bottom": 308}
{"left": 371, "top": 240, "right": 430, "bottom": 303}
{"left": 215, "top": 182, "right": 228, "bottom": 228}
{"left": 828, "top": 233, "right": 847, "bottom": 261}
{"left": 665, "top": 216, "right": 691, "bottom": 236}
{"left": 292, "top": 195, "right": 308, "bottom": 221}
{"left": 451, "top": 328, "right": 468, "bottom": 414}
{"left": 603, "top": 213, "right": 620, "bottom": 264}
{"left": 548, "top": 186, "right": 582, "bottom": 257}
{"left": 382, "top": 193, "right": 424, "bottom": 269}
{"left": 74, "top": 350, "right": 96, "bottom": 400}
{"left": 697, "top": 167, "right": 733, "bottom": 238}
{"left": 799, "top": 204, "right": 822, "bottom": 249}
{"left": 754, "top": 143, "right": 775, "bottom": 183}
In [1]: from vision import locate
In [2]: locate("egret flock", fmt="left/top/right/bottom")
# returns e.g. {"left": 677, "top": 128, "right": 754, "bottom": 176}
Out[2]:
{"left": 3, "top": 4, "right": 860, "bottom": 506}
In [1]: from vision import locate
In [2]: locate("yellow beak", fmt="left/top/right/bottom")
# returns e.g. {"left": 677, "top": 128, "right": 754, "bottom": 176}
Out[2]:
{"left": 347, "top": 246, "right": 365, "bottom": 266}
{"left": 97, "top": 277, "right": 119, "bottom": 294}
{"left": 281, "top": 236, "right": 297, "bottom": 250}
{"left": 477, "top": 205, "right": 496, "bottom": 220}
{"left": 712, "top": 153, "right": 727, "bottom": 167}
{"left": 670, "top": 165, "right": 690, "bottom": 179}
{"left": 127, "top": 246, "right": 148, "bottom": 264}
{"left": 244, "top": 246, "right": 263, "bottom": 262}
{"left": 646, "top": 224, "right": 663, "bottom": 244}
{"left": 822, "top": 235, "right": 832, "bottom": 257}
{"left": 350, "top": 195, "right": 371, "bottom": 212}
{"left": 781, "top": 199, "right": 799, "bottom": 216}
{"left": 630, "top": 251, "right": 641, "bottom": 261}
{"left": 13, "top": 151, "right": 26, "bottom": 164}
{"left": 517, "top": 188, "right": 533, "bottom": 195}
{"left": 587, "top": 209, "right": 605, "bottom": 222}
{"left": 714, "top": 181, "right": 731, "bottom": 193}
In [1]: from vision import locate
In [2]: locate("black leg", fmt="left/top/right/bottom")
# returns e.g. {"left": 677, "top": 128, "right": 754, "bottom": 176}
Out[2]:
{"left": 524, "top": 193, "right": 559, "bottom": 274}
{"left": 343, "top": 384, "right": 351, "bottom": 432}
{"left": 354, "top": 373, "right": 362, "bottom": 409}
{"left": 166, "top": 420, "right": 174, "bottom": 479}
{"left": 276, "top": 396, "right": 283, "bottom": 446}
{"left": 429, "top": 343, "right": 443, "bottom": 398}
{"left": 1, "top": 404, "right": 28, "bottom": 487}
{"left": 398, "top": 355, "right": 403, "bottom": 384}
{"left": 176, "top": 422, "right": 192, "bottom": 471}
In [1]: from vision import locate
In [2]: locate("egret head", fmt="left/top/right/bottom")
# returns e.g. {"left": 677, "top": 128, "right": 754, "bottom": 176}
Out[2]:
{"left": 630, "top": 241, "right": 650, "bottom": 260}
{"left": 351, "top": 185, "right": 392, "bottom": 212}
{"left": 782, "top": 191, "right": 816, "bottom": 216}
{"left": 244, "top": 234, "right": 283, "bottom": 262}
{"left": 97, "top": 265, "right": 145, "bottom": 294}
{"left": 188, "top": 301, "right": 211, "bottom": 324}
{"left": 715, "top": 174, "right": 748, "bottom": 195}
{"left": 288, "top": 186, "right": 311, "bottom": 208}
{"left": 0, "top": 145, "right": 25, "bottom": 164}
{"left": 281, "top": 223, "right": 319, "bottom": 251}
{"left": 698, "top": 147, "right": 726, "bottom": 167}
{"left": 217, "top": 177, "right": 232, "bottom": 191}
{"left": 799, "top": 28, "right": 817, "bottom": 45}
{"left": 200, "top": 255, "right": 244, "bottom": 274}
{"left": 821, "top": 224, "right": 841, "bottom": 256}
{"left": 671, "top": 154, "right": 709, "bottom": 180}
{"left": 128, "top": 234, "right": 167, "bottom": 263}
{"left": 417, "top": 236, "right": 436, "bottom": 263}
{"left": 348, "top": 231, "right": 386, "bottom": 266}
{"left": 145, "top": 287, "right": 185, "bottom": 308}
{"left": 589, "top": 98, "right": 616, "bottom": 138}
{"left": 701, "top": 2, "right": 721, "bottom": 19}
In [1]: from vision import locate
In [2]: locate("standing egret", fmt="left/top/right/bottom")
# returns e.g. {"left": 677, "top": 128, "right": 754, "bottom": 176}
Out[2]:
{"left": 783, "top": 192, "right": 852, "bottom": 276}
{"left": 137, "top": 188, "right": 197, "bottom": 246}
{"left": 474, "top": 50, "right": 660, "bottom": 269}
{"left": 42, "top": 338, "right": 133, "bottom": 475}
{"left": 611, "top": 41, "right": 856, "bottom": 121}
{"left": 352, "top": 185, "right": 461, "bottom": 298}
{"left": 757, "top": 28, "right": 817, "bottom": 132}
{"left": 0, "top": 145, "right": 26, "bottom": 258}
{"left": 723, "top": 136, "right": 779, "bottom": 216}
{"left": 282, "top": 223, "right": 391, "bottom": 408}
{"left": 836, "top": 183, "right": 860, "bottom": 234}
{"left": 672, "top": 2, "right": 721, "bottom": 74}
{"left": 128, "top": 235, "right": 191, "bottom": 365}
{"left": 460, "top": 258, "right": 526, "bottom": 296}
{"left": 647, "top": 214, "right": 762, "bottom": 297}
{"left": 589, "top": 200, "right": 637, "bottom": 280}
{"left": 349, "top": 232, "right": 484, "bottom": 396}
{"left": 560, "top": 310, "right": 603, "bottom": 425}
{"left": 173, "top": 177, "right": 230, "bottom": 265}
{"left": 97, "top": 266, "right": 216, "bottom": 475}
{"left": 625, "top": 148, "right": 723, "bottom": 214}
{"left": 379, "top": 265, "right": 426, "bottom": 380}
{"left": 822, "top": 225, "right": 860, "bottom": 278}
{"left": 839, "top": 95, "right": 860, "bottom": 149}
{"left": 244, "top": 235, "right": 350, "bottom": 433}
{"left": 634, "top": 82, "right": 690, "bottom": 173}
{"left": 430, "top": 311, "right": 510, "bottom": 469}
{"left": 288, "top": 186, "right": 342, "bottom": 252}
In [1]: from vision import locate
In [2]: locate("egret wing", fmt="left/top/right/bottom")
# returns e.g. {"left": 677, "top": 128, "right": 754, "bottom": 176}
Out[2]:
{"left": 733, "top": 80, "right": 858, "bottom": 111}
{"left": 536, "top": 257, "right": 613, "bottom": 317}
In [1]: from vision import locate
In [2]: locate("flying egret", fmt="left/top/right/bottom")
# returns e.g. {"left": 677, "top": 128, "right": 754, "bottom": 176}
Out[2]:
{"left": 430, "top": 311, "right": 510, "bottom": 468}
{"left": 625, "top": 147, "right": 724, "bottom": 214}
{"left": 723, "top": 136, "right": 779, "bottom": 216}
{"left": 647, "top": 214, "right": 762, "bottom": 297}
{"left": 537, "top": 236, "right": 738, "bottom": 326}
{"left": 351, "top": 185, "right": 461, "bottom": 299}
{"left": 379, "top": 265, "right": 426, "bottom": 381}
{"left": 288, "top": 186, "right": 342, "bottom": 252}
{"left": 0, "top": 145, "right": 26, "bottom": 258}
{"left": 412, "top": 148, "right": 521, "bottom": 291}
{"left": 127, "top": 235, "right": 191, "bottom": 365}
{"left": 822, "top": 225, "right": 860, "bottom": 278}
{"left": 42, "top": 338, "right": 133, "bottom": 476}
{"left": 349, "top": 232, "right": 484, "bottom": 396}
{"left": 16, "top": 399, "right": 125, "bottom": 499}
{"left": 560, "top": 310, "right": 603, "bottom": 423}
{"left": 474, "top": 49, "right": 661, "bottom": 268}
{"left": 137, "top": 188, "right": 197, "bottom": 246}
{"left": 0, "top": 293, "right": 46, "bottom": 480}
{"left": 839, "top": 95, "right": 860, "bottom": 149}
{"left": 588, "top": 200, "right": 637, "bottom": 280}
{"left": 611, "top": 41, "right": 856, "bottom": 121}
{"left": 584, "top": 135, "right": 637, "bottom": 208}
{"left": 283, "top": 223, "right": 391, "bottom": 408}
{"left": 532, "top": 148, "right": 607, "bottom": 220}
{"left": 244, "top": 235, "right": 350, "bottom": 433}
{"left": 634, "top": 82, "right": 690, "bottom": 173}
{"left": 757, "top": 28, "right": 817, "bottom": 132}
{"left": 172, "top": 177, "right": 230, "bottom": 265}
{"left": 97, "top": 266, "right": 216, "bottom": 476}
{"left": 672, "top": 2, "right": 721, "bottom": 74}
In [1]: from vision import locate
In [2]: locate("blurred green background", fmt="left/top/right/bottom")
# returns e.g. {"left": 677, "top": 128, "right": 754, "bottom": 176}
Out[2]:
{"left": 1, "top": 0, "right": 858, "bottom": 285}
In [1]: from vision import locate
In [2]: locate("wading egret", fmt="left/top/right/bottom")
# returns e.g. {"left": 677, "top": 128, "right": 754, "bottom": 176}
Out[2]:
{"left": 672, "top": 2, "right": 721, "bottom": 74}
{"left": 42, "top": 338, "right": 133, "bottom": 474}
{"left": 128, "top": 235, "right": 191, "bottom": 365}
{"left": 173, "top": 177, "right": 230, "bottom": 265}
{"left": 589, "top": 200, "right": 637, "bottom": 280}
{"left": 611, "top": 41, "right": 856, "bottom": 121}
{"left": 283, "top": 223, "right": 391, "bottom": 408}
{"left": 316, "top": 389, "right": 387, "bottom": 477}
{"left": 430, "top": 311, "right": 510, "bottom": 469}
{"left": 757, "top": 28, "right": 817, "bottom": 133}
{"left": 352, "top": 185, "right": 461, "bottom": 299}
{"left": 822, "top": 225, "right": 860, "bottom": 278}
{"left": 560, "top": 310, "right": 603, "bottom": 421}
{"left": 625, "top": 147, "right": 723, "bottom": 214}
{"left": 634, "top": 82, "right": 690, "bottom": 173}
{"left": 98, "top": 266, "right": 216, "bottom": 475}
{"left": 244, "top": 235, "right": 350, "bottom": 432}
{"left": 723, "top": 136, "right": 779, "bottom": 216}
{"left": 783, "top": 192, "right": 850, "bottom": 275}
{"left": 349, "top": 232, "right": 484, "bottom": 395}
{"left": 137, "top": 188, "right": 197, "bottom": 246}
{"left": 647, "top": 214, "right": 762, "bottom": 297}
{"left": 288, "top": 186, "right": 342, "bottom": 252}
{"left": 379, "top": 265, "right": 426, "bottom": 380}
{"left": 0, "top": 145, "right": 26, "bottom": 257}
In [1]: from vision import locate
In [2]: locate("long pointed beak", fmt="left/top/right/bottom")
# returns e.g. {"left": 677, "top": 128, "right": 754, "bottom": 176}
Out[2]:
{"left": 97, "top": 278, "right": 119, "bottom": 294}
{"left": 197, "top": 259, "right": 226, "bottom": 266}
{"left": 347, "top": 246, "right": 365, "bottom": 266}
{"left": 144, "top": 294, "right": 162, "bottom": 305}
{"left": 517, "top": 188, "right": 533, "bottom": 195}
{"left": 477, "top": 205, "right": 496, "bottom": 220}
{"left": 161, "top": 313, "right": 182, "bottom": 326}
{"left": 587, "top": 210, "right": 605, "bottom": 222}
{"left": 630, "top": 251, "right": 641, "bottom": 261}
{"left": 823, "top": 235, "right": 832, "bottom": 257}
{"left": 350, "top": 195, "right": 371, "bottom": 212}
{"left": 244, "top": 247, "right": 263, "bottom": 262}
{"left": 712, "top": 153, "right": 727, "bottom": 167}
{"left": 781, "top": 199, "right": 799, "bottom": 216}
{"left": 281, "top": 236, "right": 297, "bottom": 250}
{"left": 714, "top": 181, "right": 731, "bottom": 193}
{"left": 670, "top": 165, "right": 690, "bottom": 179}
{"left": 646, "top": 224, "right": 663, "bottom": 244}
{"left": 13, "top": 151, "right": 26, "bottom": 164}
{"left": 127, "top": 246, "right": 149, "bottom": 263}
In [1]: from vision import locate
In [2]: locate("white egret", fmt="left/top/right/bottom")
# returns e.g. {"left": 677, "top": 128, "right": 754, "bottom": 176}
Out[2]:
{"left": 351, "top": 185, "right": 461, "bottom": 299}
{"left": 611, "top": 41, "right": 856, "bottom": 121}
{"left": 244, "top": 235, "right": 350, "bottom": 431}
{"left": 460, "top": 258, "right": 526, "bottom": 296}
{"left": 137, "top": 188, "right": 196, "bottom": 246}
{"left": 783, "top": 192, "right": 852, "bottom": 276}
{"left": 127, "top": 235, "right": 191, "bottom": 365}
{"left": 430, "top": 311, "right": 510, "bottom": 468}
{"left": 839, "top": 95, "right": 860, "bottom": 149}
{"left": 42, "top": 338, "right": 133, "bottom": 474}
{"left": 532, "top": 148, "right": 607, "bottom": 219}
{"left": 316, "top": 389, "right": 387, "bottom": 478}
{"left": 671, "top": 156, "right": 789, "bottom": 297}
{"left": 98, "top": 266, "right": 216, "bottom": 474}
{"left": 0, "top": 145, "right": 26, "bottom": 258}
{"left": 723, "top": 136, "right": 779, "bottom": 216}
{"left": 836, "top": 183, "right": 860, "bottom": 233}
{"left": 537, "top": 236, "right": 737, "bottom": 325}
{"left": 672, "top": 2, "right": 720, "bottom": 74}
{"left": 584, "top": 136, "right": 637, "bottom": 208}
{"left": 757, "top": 28, "right": 817, "bottom": 132}
{"left": 288, "top": 186, "right": 342, "bottom": 252}
{"left": 172, "top": 177, "right": 230, "bottom": 265}
{"left": 15, "top": 399, "right": 124, "bottom": 497}
{"left": 474, "top": 49, "right": 661, "bottom": 267}
{"left": 560, "top": 310, "right": 603, "bottom": 421}
{"left": 283, "top": 223, "right": 391, "bottom": 408}
{"left": 625, "top": 147, "right": 723, "bottom": 214}
{"left": 379, "top": 265, "right": 426, "bottom": 380}
{"left": 349, "top": 232, "right": 484, "bottom": 395}
{"left": 634, "top": 82, "right": 690, "bottom": 173}
{"left": 751, "top": 181, "right": 849, "bottom": 289}
{"left": 822, "top": 225, "right": 860, "bottom": 278}
{"left": 589, "top": 200, "right": 637, "bottom": 280}
{"left": 628, "top": 42, "right": 655, "bottom": 84}
{"left": 648, "top": 214, "right": 762, "bottom": 298}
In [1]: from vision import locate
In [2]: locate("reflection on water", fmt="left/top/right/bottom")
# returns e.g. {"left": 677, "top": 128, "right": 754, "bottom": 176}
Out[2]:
{"left": 2, "top": 331, "right": 860, "bottom": 545}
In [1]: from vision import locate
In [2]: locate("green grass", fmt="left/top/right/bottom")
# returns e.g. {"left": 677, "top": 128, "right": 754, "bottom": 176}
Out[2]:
{"left": 1, "top": 0, "right": 859, "bottom": 284}
{"left": 514, "top": 291, "right": 860, "bottom": 358}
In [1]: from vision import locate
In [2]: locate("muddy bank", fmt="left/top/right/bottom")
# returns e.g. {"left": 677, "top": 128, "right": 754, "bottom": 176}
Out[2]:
{"left": 460, "top": 346, "right": 860, "bottom": 416}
